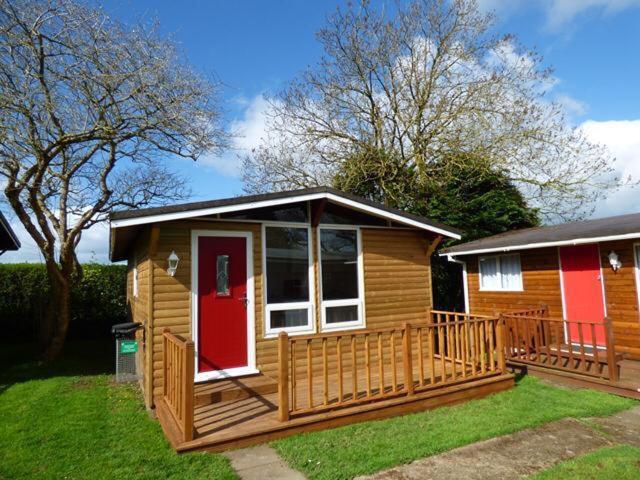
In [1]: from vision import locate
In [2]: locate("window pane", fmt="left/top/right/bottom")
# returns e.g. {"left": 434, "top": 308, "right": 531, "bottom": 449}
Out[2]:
{"left": 326, "top": 305, "right": 359, "bottom": 324}
{"left": 216, "top": 255, "right": 230, "bottom": 295}
{"left": 319, "top": 202, "right": 386, "bottom": 226}
{"left": 270, "top": 309, "right": 308, "bottom": 329}
{"left": 320, "top": 229, "right": 358, "bottom": 300}
{"left": 479, "top": 257, "right": 499, "bottom": 289}
{"left": 500, "top": 255, "right": 522, "bottom": 290}
{"left": 222, "top": 202, "right": 308, "bottom": 222}
{"left": 266, "top": 227, "right": 309, "bottom": 303}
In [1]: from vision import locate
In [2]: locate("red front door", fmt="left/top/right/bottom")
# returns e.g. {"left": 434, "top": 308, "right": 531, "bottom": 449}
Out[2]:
{"left": 198, "top": 236, "right": 248, "bottom": 373}
{"left": 559, "top": 244, "right": 606, "bottom": 346}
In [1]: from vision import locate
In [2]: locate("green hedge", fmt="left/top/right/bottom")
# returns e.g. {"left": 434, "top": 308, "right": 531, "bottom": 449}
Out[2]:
{"left": 0, "top": 263, "right": 127, "bottom": 340}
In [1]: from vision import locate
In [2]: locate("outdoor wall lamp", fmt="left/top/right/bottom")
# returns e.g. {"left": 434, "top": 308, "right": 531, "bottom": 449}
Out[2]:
{"left": 608, "top": 250, "right": 621, "bottom": 272}
{"left": 167, "top": 250, "right": 180, "bottom": 277}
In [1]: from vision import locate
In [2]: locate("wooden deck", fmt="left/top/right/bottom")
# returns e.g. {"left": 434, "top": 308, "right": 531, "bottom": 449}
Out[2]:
{"left": 154, "top": 308, "right": 637, "bottom": 453}
{"left": 512, "top": 358, "right": 640, "bottom": 399}
{"left": 158, "top": 362, "right": 514, "bottom": 453}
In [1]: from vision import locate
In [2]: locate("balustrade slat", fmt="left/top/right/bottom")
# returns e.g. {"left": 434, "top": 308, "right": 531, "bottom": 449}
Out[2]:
{"left": 337, "top": 337, "right": 343, "bottom": 402}
{"left": 417, "top": 328, "right": 425, "bottom": 386}
{"left": 590, "top": 325, "right": 601, "bottom": 374}
{"left": 428, "top": 327, "right": 436, "bottom": 384}
{"left": 577, "top": 323, "right": 587, "bottom": 371}
{"left": 391, "top": 331, "right": 397, "bottom": 392}
{"left": 351, "top": 335, "right": 357, "bottom": 400}
{"left": 365, "top": 334, "right": 371, "bottom": 397}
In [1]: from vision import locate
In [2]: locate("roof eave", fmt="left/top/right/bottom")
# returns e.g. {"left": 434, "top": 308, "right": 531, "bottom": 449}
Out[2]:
{"left": 110, "top": 191, "right": 462, "bottom": 240}
{"left": 441, "top": 231, "right": 640, "bottom": 257}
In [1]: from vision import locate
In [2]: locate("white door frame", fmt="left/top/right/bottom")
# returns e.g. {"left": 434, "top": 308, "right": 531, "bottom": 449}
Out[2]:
{"left": 191, "top": 229, "right": 257, "bottom": 382}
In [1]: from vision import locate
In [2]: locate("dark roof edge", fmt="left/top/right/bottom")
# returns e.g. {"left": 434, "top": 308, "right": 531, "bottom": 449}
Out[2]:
{"left": 0, "top": 212, "right": 21, "bottom": 250}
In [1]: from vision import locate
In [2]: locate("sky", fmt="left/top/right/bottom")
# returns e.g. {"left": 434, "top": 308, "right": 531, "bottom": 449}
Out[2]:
{"left": 3, "top": 0, "right": 640, "bottom": 263}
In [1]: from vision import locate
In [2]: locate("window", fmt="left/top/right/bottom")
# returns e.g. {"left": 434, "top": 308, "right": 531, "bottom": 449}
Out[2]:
{"left": 318, "top": 227, "right": 364, "bottom": 330}
{"left": 216, "top": 255, "right": 230, "bottom": 296}
{"left": 132, "top": 255, "right": 138, "bottom": 297}
{"left": 264, "top": 225, "right": 314, "bottom": 335}
{"left": 479, "top": 254, "right": 523, "bottom": 291}
{"left": 221, "top": 202, "right": 308, "bottom": 222}
{"left": 634, "top": 244, "right": 640, "bottom": 310}
{"left": 319, "top": 202, "right": 386, "bottom": 226}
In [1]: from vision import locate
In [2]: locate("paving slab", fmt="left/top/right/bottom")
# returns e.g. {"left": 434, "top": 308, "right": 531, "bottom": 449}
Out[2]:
{"left": 357, "top": 418, "right": 612, "bottom": 480}
{"left": 224, "top": 445, "right": 306, "bottom": 480}
{"left": 591, "top": 406, "right": 640, "bottom": 447}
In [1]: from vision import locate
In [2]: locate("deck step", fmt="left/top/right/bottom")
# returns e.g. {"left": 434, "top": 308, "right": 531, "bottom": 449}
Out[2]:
{"left": 194, "top": 374, "right": 278, "bottom": 407}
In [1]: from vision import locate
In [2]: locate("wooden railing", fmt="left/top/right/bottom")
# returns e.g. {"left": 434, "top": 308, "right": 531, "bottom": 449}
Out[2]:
{"left": 162, "top": 329, "right": 195, "bottom": 442}
{"left": 504, "top": 305, "right": 549, "bottom": 318}
{"left": 277, "top": 311, "right": 507, "bottom": 421}
{"left": 501, "top": 314, "right": 619, "bottom": 382}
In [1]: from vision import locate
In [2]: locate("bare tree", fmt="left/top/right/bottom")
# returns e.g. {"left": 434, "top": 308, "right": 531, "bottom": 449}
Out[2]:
{"left": 243, "top": 0, "right": 624, "bottom": 220}
{"left": 0, "top": 0, "right": 227, "bottom": 360}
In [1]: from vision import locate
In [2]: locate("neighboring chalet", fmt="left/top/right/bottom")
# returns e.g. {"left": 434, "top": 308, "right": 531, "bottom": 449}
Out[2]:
{"left": 109, "top": 187, "right": 515, "bottom": 452}
{"left": 443, "top": 212, "right": 640, "bottom": 397}
{"left": 0, "top": 212, "right": 20, "bottom": 256}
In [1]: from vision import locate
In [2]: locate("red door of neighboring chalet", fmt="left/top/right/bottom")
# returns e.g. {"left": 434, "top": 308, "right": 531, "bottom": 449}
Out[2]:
{"left": 559, "top": 244, "right": 606, "bottom": 346}
{"left": 197, "top": 236, "right": 248, "bottom": 374}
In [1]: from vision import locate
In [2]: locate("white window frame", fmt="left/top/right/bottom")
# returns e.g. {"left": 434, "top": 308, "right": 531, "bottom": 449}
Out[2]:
{"left": 478, "top": 253, "right": 523, "bottom": 292}
{"left": 317, "top": 225, "right": 366, "bottom": 332}
{"left": 262, "top": 222, "right": 316, "bottom": 338}
{"left": 132, "top": 254, "right": 138, "bottom": 298}
{"left": 633, "top": 243, "right": 640, "bottom": 313}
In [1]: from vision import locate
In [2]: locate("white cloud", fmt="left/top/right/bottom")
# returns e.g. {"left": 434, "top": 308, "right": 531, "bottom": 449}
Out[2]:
{"left": 580, "top": 119, "right": 640, "bottom": 217}
{"left": 0, "top": 215, "right": 110, "bottom": 264}
{"left": 545, "top": 0, "right": 640, "bottom": 29}
{"left": 555, "top": 93, "right": 587, "bottom": 117}
{"left": 198, "top": 95, "right": 272, "bottom": 177}
{"left": 478, "top": 0, "right": 640, "bottom": 29}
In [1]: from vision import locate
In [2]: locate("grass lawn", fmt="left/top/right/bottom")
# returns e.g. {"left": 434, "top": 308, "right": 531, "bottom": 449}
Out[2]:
{"left": 273, "top": 375, "right": 638, "bottom": 480}
{"left": 0, "top": 341, "right": 237, "bottom": 480}
{"left": 530, "top": 445, "right": 640, "bottom": 479}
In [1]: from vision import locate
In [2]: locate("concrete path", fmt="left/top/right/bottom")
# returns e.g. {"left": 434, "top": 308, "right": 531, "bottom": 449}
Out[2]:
{"left": 223, "top": 445, "right": 306, "bottom": 480}
{"left": 222, "top": 406, "right": 640, "bottom": 480}
{"left": 358, "top": 406, "right": 640, "bottom": 480}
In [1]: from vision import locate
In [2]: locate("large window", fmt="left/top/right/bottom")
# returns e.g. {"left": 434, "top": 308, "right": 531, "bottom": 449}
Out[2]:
{"left": 318, "top": 227, "right": 364, "bottom": 330}
{"left": 264, "top": 225, "right": 314, "bottom": 335}
{"left": 479, "top": 254, "right": 523, "bottom": 291}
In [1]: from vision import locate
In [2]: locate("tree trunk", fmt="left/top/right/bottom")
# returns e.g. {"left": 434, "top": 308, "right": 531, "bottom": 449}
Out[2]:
{"left": 42, "top": 262, "right": 72, "bottom": 363}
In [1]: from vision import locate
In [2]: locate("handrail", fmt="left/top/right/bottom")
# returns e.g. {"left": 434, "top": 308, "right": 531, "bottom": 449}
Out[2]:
{"left": 162, "top": 329, "right": 195, "bottom": 442}
{"left": 277, "top": 312, "right": 507, "bottom": 420}
{"left": 500, "top": 313, "right": 619, "bottom": 382}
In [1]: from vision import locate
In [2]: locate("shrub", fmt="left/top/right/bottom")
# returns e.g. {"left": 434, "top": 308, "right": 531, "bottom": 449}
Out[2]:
{"left": 0, "top": 263, "right": 127, "bottom": 341}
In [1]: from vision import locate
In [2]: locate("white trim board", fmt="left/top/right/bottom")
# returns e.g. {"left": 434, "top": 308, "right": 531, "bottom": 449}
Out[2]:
{"left": 190, "top": 229, "right": 257, "bottom": 383}
{"left": 110, "top": 192, "right": 460, "bottom": 239}
{"left": 442, "top": 232, "right": 640, "bottom": 257}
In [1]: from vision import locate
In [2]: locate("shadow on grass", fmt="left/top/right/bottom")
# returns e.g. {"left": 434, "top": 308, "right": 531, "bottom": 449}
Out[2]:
{"left": 0, "top": 340, "right": 114, "bottom": 394}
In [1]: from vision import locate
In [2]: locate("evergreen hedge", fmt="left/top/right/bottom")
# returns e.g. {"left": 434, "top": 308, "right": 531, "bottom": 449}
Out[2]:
{"left": 0, "top": 263, "right": 127, "bottom": 340}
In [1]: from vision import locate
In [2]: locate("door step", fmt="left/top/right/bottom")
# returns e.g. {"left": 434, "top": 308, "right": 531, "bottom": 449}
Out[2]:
{"left": 194, "top": 373, "right": 278, "bottom": 407}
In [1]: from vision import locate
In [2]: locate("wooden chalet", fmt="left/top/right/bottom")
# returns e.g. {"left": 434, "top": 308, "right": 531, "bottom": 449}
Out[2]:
{"left": 109, "top": 187, "right": 516, "bottom": 452}
{"left": 443, "top": 213, "right": 640, "bottom": 398}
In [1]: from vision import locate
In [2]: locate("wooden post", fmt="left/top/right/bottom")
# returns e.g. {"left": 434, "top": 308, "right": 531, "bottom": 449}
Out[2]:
{"left": 540, "top": 303, "right": 549, "bottom": 317}
{"left": 403, "top": 323, "right": 414, "bottom": 395}
{"left": 183, "top": 340, "right": 195, "bottom": 442}
{"left": 278, "top": 331, "right": 290, "bottom": 421}
{"left": 162, "top": 328, "right": 170, "bottom": 399}
{"left": 604, "top": 317, "right": 619, "bottom": 382}
{"left": 496, "top": 316, "right": 506, "bottom": 373}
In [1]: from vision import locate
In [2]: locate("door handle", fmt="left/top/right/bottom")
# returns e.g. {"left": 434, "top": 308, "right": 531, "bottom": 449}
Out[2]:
{"left": 239, "top": 295, "right": 249, "bottom": 308}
